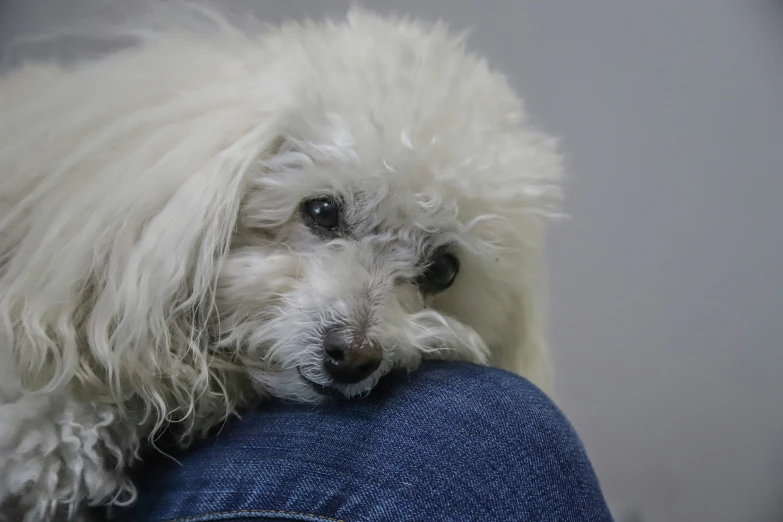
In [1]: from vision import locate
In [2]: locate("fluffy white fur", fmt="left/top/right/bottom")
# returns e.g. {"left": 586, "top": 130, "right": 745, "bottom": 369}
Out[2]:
{"left": 0, "top": 4, "right": 562, "bottom": 521}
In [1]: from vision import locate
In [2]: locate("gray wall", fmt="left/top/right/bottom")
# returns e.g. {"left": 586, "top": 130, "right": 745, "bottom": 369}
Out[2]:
{"left": 2, "top": 1, "right": 782, "bottom": 521}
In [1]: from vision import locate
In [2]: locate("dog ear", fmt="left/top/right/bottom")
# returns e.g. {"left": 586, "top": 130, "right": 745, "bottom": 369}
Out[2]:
{"left": 88, "top": 124, "right": 286, "bottom": 425}
{"left": 496, "top": 288, "right": 554, "bottom": 394}
{"left": 489, "top": 259, "right": 554, "bottom": 395}
{"left": 0, "top": 72, "right": 288, "bottom": 431}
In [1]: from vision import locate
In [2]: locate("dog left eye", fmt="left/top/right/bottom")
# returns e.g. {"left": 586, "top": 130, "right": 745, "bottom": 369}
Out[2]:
{"left": 419, "top": 249, "right": 460, "bottom": 293}
{"left": 303, "top": 197, "right": 340, "bottom": 232}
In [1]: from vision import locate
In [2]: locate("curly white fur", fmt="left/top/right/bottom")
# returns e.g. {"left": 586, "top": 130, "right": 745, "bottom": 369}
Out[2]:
{"left": 0, "top": 4, "right": 562, "bottom": 520}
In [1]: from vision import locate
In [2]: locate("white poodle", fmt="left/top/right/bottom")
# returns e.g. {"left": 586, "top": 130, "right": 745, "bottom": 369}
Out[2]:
{"left": 0, "top": 5, "right": 562, "bottom": 521}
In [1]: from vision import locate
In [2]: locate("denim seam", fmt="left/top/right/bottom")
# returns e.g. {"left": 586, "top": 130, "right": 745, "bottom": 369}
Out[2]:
{"left": 166, "top": 509, "right": 344, "bottom": 522}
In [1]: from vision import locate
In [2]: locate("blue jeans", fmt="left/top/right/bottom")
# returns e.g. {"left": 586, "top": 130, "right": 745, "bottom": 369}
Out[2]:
{"left": 120, "top": 362, "right": 613, "bottom": 521}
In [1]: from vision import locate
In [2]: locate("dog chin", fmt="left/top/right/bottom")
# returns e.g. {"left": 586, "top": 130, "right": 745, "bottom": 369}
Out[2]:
{"left": 296, "top": 363, "right": 393, "bottom": 400}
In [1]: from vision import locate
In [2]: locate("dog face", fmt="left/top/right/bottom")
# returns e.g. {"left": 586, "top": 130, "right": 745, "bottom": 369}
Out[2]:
{"left": 218, "top": 152, "right": 478, "bottom": 400}
{"left": 215, "top": 109, "right": 553, "bottom": 401}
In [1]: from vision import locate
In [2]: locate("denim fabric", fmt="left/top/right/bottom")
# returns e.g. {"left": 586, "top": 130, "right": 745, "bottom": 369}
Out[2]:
{"left": 119, "top": 361, "right": 612, "bottom": 521}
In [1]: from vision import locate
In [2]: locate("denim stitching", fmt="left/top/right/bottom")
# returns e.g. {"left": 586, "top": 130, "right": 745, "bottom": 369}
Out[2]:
{"left": 167, "top": 509, "right": 344, "bottom": 522}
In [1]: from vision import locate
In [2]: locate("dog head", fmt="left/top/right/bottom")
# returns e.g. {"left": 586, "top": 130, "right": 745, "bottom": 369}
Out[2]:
{"left": 209, "top": 8, "right": 563, "bottom": 401}
{"left": 1, "top": 7, "right": 561, "bottom": 427}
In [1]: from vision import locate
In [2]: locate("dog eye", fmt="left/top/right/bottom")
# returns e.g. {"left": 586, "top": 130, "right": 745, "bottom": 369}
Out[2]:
{"left": 303, "top": 197, "right": 340, "bottom": 232}
{"left": 419, "top": 249, "right": 460, "bottom": 293}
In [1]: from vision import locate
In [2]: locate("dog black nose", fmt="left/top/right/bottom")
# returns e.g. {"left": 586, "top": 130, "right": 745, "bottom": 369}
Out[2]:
{"left": 322, "top": 330, "right": 382, "bottom": 384}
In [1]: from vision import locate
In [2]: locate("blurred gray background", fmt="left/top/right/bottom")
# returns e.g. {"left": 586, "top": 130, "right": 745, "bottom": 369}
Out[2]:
{"left": 2, "top": 1, "right": 782, "bottom": 521}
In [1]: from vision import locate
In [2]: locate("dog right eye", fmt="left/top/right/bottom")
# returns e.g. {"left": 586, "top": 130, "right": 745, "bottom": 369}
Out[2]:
{"left": 302, "top": 197, "right": 341, "bottom": 233}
